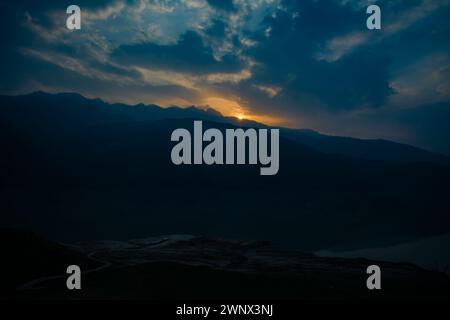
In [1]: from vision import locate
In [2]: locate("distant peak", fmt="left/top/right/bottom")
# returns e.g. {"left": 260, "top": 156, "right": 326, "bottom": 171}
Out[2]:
{"left": 204, "top": 107, "right": 223, "bottom": 117}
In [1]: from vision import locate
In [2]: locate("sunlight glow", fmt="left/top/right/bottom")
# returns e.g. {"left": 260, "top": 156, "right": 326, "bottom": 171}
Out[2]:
{"left": 201, "top": 96, "right": 290, "bottom": 126}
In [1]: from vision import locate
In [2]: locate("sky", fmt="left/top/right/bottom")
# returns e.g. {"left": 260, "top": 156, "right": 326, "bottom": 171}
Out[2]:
{"left": 1, "top": 0, "right": 449, "bottom": 154}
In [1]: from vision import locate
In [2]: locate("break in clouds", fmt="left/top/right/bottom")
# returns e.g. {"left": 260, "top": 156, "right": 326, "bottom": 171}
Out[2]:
{"left": 1, "top": 0, "right": 450, "bottom": 154}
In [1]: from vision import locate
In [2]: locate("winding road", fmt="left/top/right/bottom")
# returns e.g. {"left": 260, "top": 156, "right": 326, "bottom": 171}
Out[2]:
{"left": 16, "top": 251, "right": 112, "bottom": 291}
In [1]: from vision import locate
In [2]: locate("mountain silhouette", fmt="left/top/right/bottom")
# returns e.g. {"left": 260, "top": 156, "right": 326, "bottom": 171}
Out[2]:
{"left": 1, "top": 92, "right": 450, "bottom": 252}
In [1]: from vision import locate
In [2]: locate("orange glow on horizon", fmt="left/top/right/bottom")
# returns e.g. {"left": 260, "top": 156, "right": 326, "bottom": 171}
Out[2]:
{"left": 203, "top": 97, "right": 243, "bottom": 116}
{"left": 202, "top": 96, "right": 289, "bottom": 127}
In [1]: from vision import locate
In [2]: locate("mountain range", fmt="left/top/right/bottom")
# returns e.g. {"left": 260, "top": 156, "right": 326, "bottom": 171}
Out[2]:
{"left": 1, "top": 92, "right": 450, "bottom": 252}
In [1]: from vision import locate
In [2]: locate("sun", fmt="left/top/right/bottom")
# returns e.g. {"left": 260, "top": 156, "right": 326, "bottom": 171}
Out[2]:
{"left": 201, "top": 96, "right": 287, "bottom": 126}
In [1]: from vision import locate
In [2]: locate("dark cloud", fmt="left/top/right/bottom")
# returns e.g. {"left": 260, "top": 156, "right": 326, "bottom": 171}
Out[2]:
{"left": 205, "top": 19, "right": 227, "bottom": 38}
{"left": 112, "top": 31, "right": 245, "bottom": 74}
{"left": 242, "top": 1, "right": 392, "bottom": 110}
{"left": 206, "top": 0, "right": 236, "bottom": 13}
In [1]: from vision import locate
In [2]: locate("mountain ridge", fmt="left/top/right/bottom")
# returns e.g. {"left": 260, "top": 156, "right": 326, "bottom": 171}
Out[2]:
{"left": 1, "top": 91, "right": 448, "bottom": 165}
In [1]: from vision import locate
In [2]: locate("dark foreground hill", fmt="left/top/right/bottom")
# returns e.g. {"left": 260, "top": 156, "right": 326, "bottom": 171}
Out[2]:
{"left": 0, "top": 229, "right": 101, "bottom": 295}
{"left": 1, "top": 92, "right": 450, "bottom": 252}
{"left": 6, "top": 230, "right": 450, "bottom": 300}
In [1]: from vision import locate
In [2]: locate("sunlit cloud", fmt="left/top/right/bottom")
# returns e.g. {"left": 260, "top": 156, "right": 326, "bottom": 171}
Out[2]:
{"left": 205, "top": 69, "right": 252, "bottom": 84}
{"left": 253, "top": 84, "right": 282, "bottom": 98}
{"left": 136, "top": 66, "right": 199, "bottom": 89}
{"left": 83, "top": 0, "right": 126, "bottom": 22}
{"left": 316, "top": 32, "right": 368, "bottom": 62}
{"left": 21, "top": 48, "right": 136, "bottom": 85}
